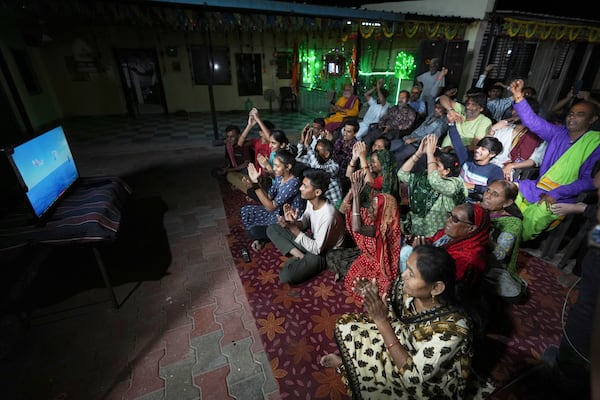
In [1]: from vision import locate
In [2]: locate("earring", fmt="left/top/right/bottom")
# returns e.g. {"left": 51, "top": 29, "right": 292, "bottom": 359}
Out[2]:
{"left": 431, "top": 294, "right": 436, "bottom": 305}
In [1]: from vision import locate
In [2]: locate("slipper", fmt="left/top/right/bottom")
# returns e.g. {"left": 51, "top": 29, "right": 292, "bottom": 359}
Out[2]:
{"left": 320, "top": 354, "right": 342, "bottom": 368}
{"left": 251, "top": 240, "right": 265, "bottom": 252}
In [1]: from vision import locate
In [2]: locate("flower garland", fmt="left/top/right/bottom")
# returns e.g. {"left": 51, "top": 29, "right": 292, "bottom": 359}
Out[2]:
{"left": 425, "top": 22, "right": 440, "bottom": 39}
{"left": 383, "top": 22, "right": 396, "bottom": 39}
{"left": 404, "top": 21, "right": 419, "bottom": 38}
{"left": 444, "top": 23, "right": 458, "bottom": 40}
{"left": 359, "top": 23, "right": 375, "bottom": 39}
{"left": 504, "top": 17, "right": 599, "bottom": 43}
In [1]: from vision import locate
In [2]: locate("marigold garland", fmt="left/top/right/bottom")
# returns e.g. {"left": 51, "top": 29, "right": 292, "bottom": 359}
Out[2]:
{"left": 383, "top": 22, "right": 396, "bottom": 38}
{"left": 425, "top": 22, "right": 439, "bottom": 39}
{"left": 524, "top": 22, "right": 537, "bottom": 39}
{"left": 404, "top": 21, "right": 419, "bottom": 38}
{"left": 503, "top": 17, "right": 599, "bottom": 43}
{"left": 444, "top": 24, "right": 458, "bottom": 40}
{"left": 360, "top": 23, "right": 375, "bottom": 39}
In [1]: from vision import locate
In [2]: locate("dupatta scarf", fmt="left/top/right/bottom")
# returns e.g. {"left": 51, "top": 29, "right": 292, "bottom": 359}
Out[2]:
{"left": 374, "top": 193, "right": 402, "bottom": 284}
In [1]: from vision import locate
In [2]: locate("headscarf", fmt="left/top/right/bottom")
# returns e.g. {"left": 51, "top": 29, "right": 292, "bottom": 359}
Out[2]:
{"left": 432, "top": 203, "right": 491, "bottom": 282}
{"left": 374, "top": 193, "right": 402, "bottom": 283}
{"left": 376, "top": 149, "right": 399, "bottom": 199}
{"left": 409, "top": 172, "right": 441, "bottom": 217}
{"left": 363, "top": 149, "right": 399, "bottom": 205}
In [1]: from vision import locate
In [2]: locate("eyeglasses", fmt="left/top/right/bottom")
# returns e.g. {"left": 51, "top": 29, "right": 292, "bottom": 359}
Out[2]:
{"left": 447, "top": 211, "right": 473, "bottom": 225}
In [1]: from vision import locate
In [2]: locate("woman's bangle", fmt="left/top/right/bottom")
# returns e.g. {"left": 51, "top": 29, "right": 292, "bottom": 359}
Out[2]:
{"left": 362, "top": 166, "right": 369, "bottom": 170}
{"left": 352, "top": 212, "right": 360, "bottom": 216}
{"left": 513, "top": 96, "right": 524, "bottom": 103}
{"left": 428, "top": 161, "right": 437, "bottom": 166}
{"left": 386, "top": 339, "right": 400, "bottom": 350}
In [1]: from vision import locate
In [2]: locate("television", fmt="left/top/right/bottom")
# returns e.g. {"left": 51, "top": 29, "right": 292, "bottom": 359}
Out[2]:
{"left": 3, "top": 125, "right": 79, "bottom": 222}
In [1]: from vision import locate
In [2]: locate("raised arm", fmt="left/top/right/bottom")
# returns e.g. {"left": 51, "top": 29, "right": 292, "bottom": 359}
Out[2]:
{"left": 238, "top": 114, "right": 256, "bottom": 147}
{"left": 250, "top": 108, "right": 272, "bottom": 137}
{"left": 375, "top": 79, "right": 387, "bottom": 105}
{"left": 447, "top": 124, "right": 468, "bottom": 165}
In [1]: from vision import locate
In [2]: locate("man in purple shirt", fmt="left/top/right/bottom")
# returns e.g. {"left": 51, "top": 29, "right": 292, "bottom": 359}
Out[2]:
{"left": 510, "top": 79, "right": 600, "bottom": 241}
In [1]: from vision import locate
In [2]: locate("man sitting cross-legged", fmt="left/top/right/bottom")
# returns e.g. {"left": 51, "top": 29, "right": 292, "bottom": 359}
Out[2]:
{"left": 267, "top": 168, "right": 346, "bottom": 284}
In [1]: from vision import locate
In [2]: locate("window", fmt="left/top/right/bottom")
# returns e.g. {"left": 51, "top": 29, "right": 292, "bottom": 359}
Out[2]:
{"left": 235, "top": 53, "right": 263, "bottom": 96}
{"left": 190, "top": 45, "right": 231, "bottom": 85}
{"left": 477, "top": 24, "right": 537, "bottom": 82}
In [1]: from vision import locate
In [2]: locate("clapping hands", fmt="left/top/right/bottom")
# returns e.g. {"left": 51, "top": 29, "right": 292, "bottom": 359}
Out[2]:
{"left": 350, "top": 169, "right": 367, "bottom": 198}
{"left": 352, "top": 141, "right": 367, "bottom": 160}
{"left": 277, "top": 203, "right": 299, "bottom": 231}
{"left": 353, "top": 278, "right": 387, "bottom": 322}
{"left": 247, "top": 163, "right": 262, "bottom": 183}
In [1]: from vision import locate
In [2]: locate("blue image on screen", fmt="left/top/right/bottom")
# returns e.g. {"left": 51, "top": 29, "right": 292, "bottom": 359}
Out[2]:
{"left": 10, "top": 126, "right": 79, "bottom": 219}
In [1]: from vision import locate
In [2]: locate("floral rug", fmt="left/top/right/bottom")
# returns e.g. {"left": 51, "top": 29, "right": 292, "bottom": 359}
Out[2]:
{"left": 220, "top": 181, "right": 578, "bottom": 400}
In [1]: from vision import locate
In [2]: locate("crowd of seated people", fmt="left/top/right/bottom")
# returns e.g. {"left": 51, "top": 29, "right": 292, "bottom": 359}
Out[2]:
{"left": 214, "top": 71, "right": 600, "bottom": 397}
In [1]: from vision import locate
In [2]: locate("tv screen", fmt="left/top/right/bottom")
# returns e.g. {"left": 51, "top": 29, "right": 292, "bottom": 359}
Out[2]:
{"left": 4, "top": 125, "right": 79, "bottom": 221}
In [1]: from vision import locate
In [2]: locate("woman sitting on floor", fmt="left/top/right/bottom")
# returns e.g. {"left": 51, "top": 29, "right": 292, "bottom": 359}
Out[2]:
{"left": 335, "top": 169, "right": 401, "bottom": 302}
{"left": 397, "top": 134, "right": 467, "bottom": 237}
{"left": 346, "top": 141, "right": 399, "bottom": 206}
{"left": 480, "top": 179, "right": 527, "bottom": 302}
{"left": 256, "top": 128, "right": 297, "bottom": 180}
{"left": 400, "top": 202, "right": 491, "bottom": 289}
{"left": 241, "top": 149, "right": 304, "bottom": 251}
{"left": 320, "top": 245, "right": 495, "bottom": 399}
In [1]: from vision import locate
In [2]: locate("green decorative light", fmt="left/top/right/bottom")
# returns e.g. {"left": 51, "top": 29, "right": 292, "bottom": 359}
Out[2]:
{"left": 300, "top": 48, "right": 320, "bottom": 89}
{"left": 394, "top": 51, "right": 415, "bottom": 80}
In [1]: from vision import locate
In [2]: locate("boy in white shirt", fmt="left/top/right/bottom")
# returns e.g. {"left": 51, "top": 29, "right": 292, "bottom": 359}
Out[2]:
{"left": 267, "top": 169, "right": 346, "bottom": 284}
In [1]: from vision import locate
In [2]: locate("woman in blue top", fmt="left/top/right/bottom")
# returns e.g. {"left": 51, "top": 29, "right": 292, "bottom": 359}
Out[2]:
{"left": 242, "top": 149, "right": 305, "bottom": 251}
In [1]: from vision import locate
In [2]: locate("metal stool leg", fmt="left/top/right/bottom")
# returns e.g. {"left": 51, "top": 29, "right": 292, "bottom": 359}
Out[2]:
{"left": 92, "top": 247, "right": 119, "bottom": 309}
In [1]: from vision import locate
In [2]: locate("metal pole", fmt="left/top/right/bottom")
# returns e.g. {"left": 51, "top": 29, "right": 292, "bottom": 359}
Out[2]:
{"left": 206, "top": 28, "right": 222, "bottom": 146}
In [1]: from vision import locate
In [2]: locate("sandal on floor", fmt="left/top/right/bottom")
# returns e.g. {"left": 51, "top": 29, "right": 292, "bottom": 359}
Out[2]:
{"left": 251, "top": 240, "right": 265, "bottom": 252}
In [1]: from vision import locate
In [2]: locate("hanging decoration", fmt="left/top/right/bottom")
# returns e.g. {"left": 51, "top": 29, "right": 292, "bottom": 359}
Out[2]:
{"left": 382, "top": 22, "right": 396, "bottom": 39}
{"left": 359, "top": 22, "right": 375, "bottom": 39}
{"left": 404, "top": 21, "right": 419, "bottom": 38}
{"left": 503, "top": 17, "right": 599, "bottom": 43}
{"left": 291, "top": 41, "right": 300, "bottom": 94}
{"left": 348, "top": 46, "right": 357, "bottom": 85}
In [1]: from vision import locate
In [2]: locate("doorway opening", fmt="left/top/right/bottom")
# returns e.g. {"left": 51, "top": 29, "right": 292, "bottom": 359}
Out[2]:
{"left": 114, "top": 49, "right": 166, "bottom": 116}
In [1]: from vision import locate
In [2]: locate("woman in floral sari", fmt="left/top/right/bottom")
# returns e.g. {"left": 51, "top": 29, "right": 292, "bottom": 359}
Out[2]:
{"left": 320, "top": 245, "right": 495, "bottom": 399}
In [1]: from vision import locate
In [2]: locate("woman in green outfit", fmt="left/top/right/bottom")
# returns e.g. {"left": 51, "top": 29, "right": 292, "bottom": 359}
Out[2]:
{"left": 398, "top": 134, "right": 467, "bottom": 237}
{"left": 480, "top": 179, "right": 527, "bottom": 302}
